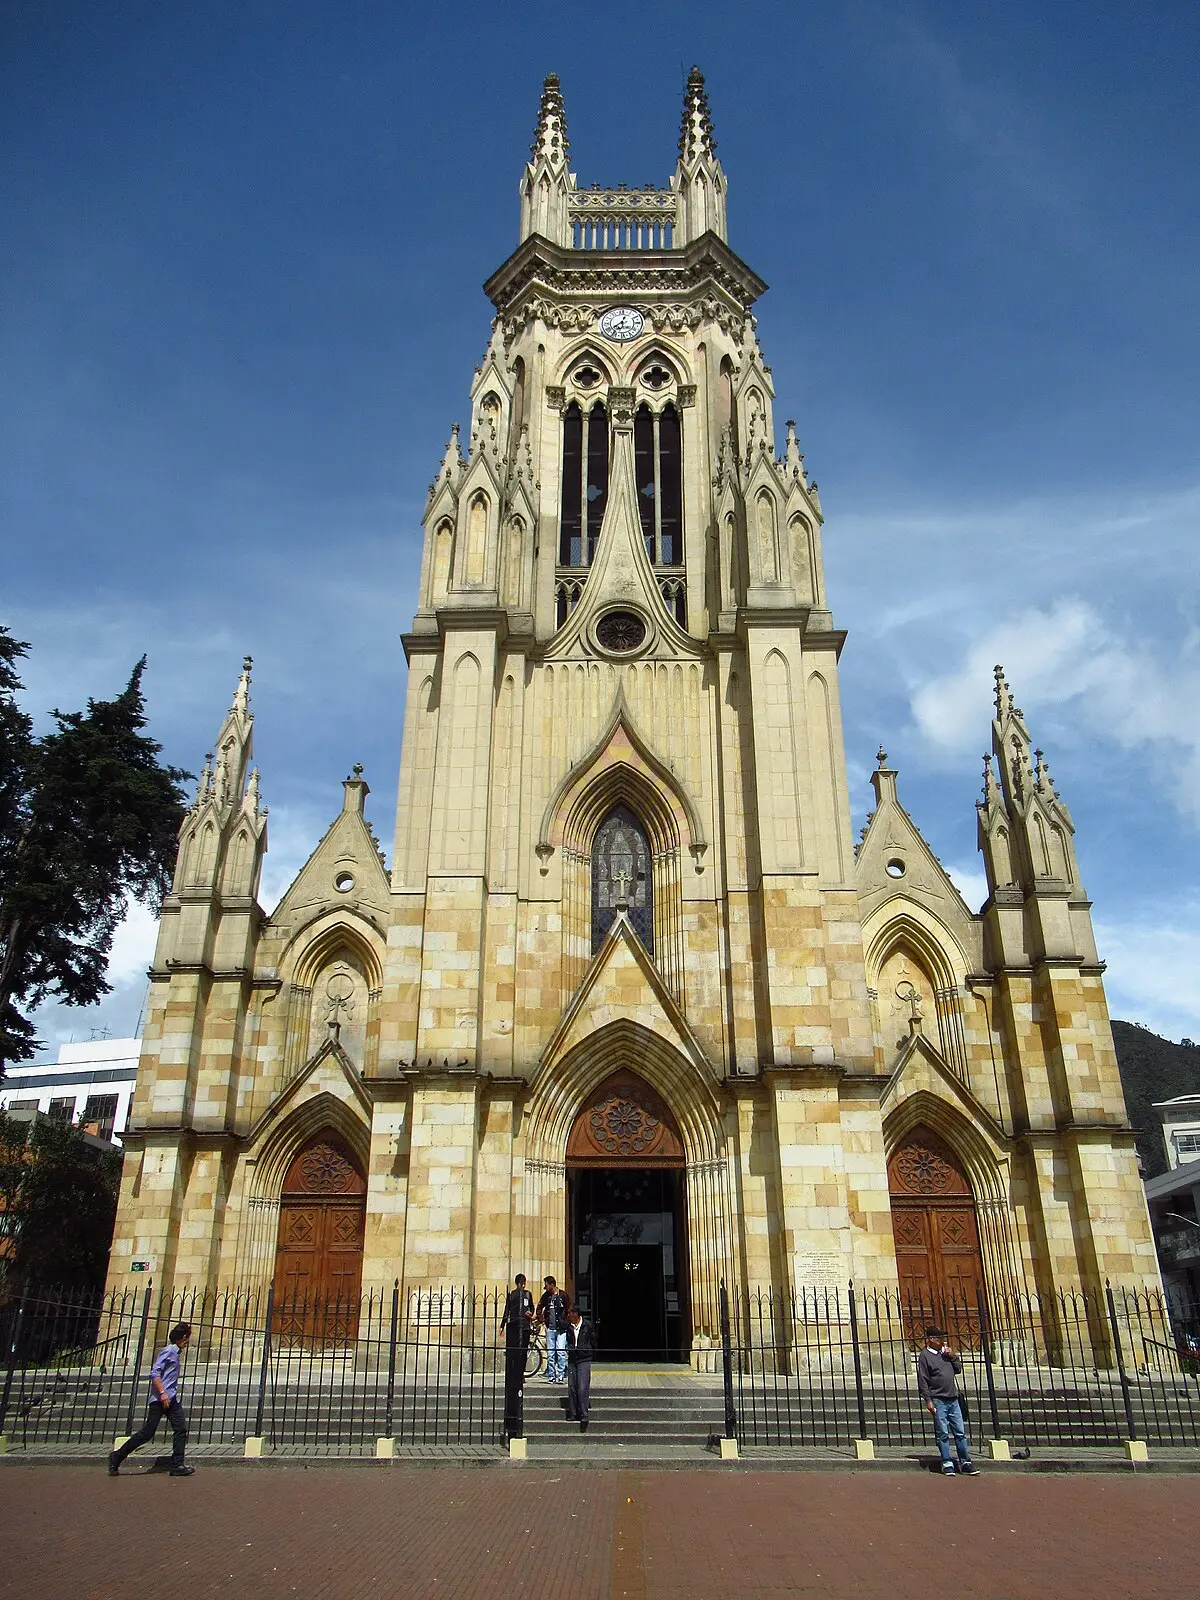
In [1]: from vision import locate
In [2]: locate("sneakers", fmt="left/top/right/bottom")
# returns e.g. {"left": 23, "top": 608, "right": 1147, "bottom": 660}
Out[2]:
{"left": 579, "top": 1419, "right": 589, "bottom": 1432}
{"left": 169, "top": 1464, "right": 196, "bottom": 1477}
{"left": 107, "top": 1452, "right": 120, "bottom": 1477}
{"left": 958, "top": 1462, "right": 980, "bottom": 1476}
{"left": 941, "top": 1463, "right": 956, "bottom": 1475}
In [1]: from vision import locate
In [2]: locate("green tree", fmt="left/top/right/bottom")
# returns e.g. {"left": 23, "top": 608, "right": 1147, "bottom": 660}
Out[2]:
{"left": 0, "top": 1109, "right": 122, "bottom": 1289}
{"left": 0, "top": 626, "right": 191, "bottom": 1068}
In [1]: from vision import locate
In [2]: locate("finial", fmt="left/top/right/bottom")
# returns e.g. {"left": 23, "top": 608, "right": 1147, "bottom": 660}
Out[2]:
{"left": 231, "top": 655, "right": 252, "bottom": 719}
{"left": 530, "top": 71, "right": 569, "bottom": 169}
{"left": 993, "top": 663, "right": 1015, "bottom": 719}
{"left": 352, "top": 763, "right": 364, "bottom": 779}
{"left": 679, "top": 65, "right": 717, "bottom": 164}
{"left": 876, "top": 745, "right": 888, "bottom": 768}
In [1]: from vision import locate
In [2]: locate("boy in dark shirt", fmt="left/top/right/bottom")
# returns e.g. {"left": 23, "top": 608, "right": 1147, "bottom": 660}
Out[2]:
{"left": 916, "top": 1326, "right": 979, "bottom": 1475}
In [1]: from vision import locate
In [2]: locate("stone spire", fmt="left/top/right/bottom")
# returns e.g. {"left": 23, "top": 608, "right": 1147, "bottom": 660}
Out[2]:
{"left": 977, "top": 664, "right": 1079, "bottom": 902}
{"left": 678, "top": 66, "right": 717, "bottom": 166}
{"left": 520, "top": 73, "right": 575, "bottom": 245}
{"left": 673, "top": 67, "right": 727, "bottom": 244}
{"left": 530, "top": 72, "right": 569, "bottom": 172}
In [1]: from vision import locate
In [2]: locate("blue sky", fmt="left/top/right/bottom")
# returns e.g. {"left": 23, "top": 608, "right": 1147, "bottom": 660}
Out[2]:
{"left": 3, "top": 1, "right": 1198, "bottom": 1052}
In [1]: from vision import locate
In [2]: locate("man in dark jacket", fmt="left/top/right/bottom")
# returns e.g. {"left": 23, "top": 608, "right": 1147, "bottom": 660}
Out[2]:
{"left": 565, "top": 1305, "right": 597, "bottom": 1432}
{"left": 500, "top": 1274, "right": 534, "bottom": 1441}
{"left": 916, "top": 1326, "right": 978, "bottom": 1475}
{"left": 537, "top": 1276, "right": 571, "bottom": 1384}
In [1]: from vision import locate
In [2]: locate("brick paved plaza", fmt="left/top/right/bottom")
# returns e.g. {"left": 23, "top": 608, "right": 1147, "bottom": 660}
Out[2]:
{"left": 1, "top": 1464, "right": 1196, "bottom": 1599}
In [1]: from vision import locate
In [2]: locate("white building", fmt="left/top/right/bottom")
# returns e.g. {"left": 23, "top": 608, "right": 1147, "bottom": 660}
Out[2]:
{"left": 0, "top": 1038, "right": 140, "bottom": 1145}
{"left": 1153, "top": 1094, "right": 1200, "bottom": 1171}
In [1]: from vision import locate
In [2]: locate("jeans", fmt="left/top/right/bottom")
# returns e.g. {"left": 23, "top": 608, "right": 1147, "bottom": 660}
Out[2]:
{"left": 930, "top": 1397, "right": 972, "bottom": 1467}
{"left": 566, "top": 1359, "right": 592, "bottom": 1422}
{"left": 114, "top": 1399, "right": 188, "bottom": 1468}
{"left": 546, "top": 1328, "right": 568, "bottom": 1382}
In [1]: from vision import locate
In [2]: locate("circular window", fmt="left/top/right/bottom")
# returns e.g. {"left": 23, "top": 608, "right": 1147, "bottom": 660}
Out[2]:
{"left": 885, "top": 859, "right": 906, "bottom": 879}
{"left": 596, "top": 610, "right": 647, "bottom": 654}
{"left": 641, "top": 364, "right": 672, "bottom": 391}
{"left": 573, "top": 365, "right": 602, "bottom": 389}
{"left": 334, "top": 872, "right": 356, "bottom": 894}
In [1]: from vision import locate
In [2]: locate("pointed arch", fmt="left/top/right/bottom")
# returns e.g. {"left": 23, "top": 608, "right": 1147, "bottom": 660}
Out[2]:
{"left": 464, "top": 492, "right": 489, "bottom": 585}
{"left": 883, "top": 1088, "right": 1021, "bottom": 1304}
{"left": 430, "top": 518, "right": 454, "bottom": 603}
{"left": 526, "top": 1019, "right": 726, "bottom": 1166}
{"left": 755, "top": 490, "right": 779, "bottom": 582}
{"left": 251, "top": 1089, "right": 373, "bottom": 1201}
{"left": 538, "top": 696, "right": 706, "bottom": 859}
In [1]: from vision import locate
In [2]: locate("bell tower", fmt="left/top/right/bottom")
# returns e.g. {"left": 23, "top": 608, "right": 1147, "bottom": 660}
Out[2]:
{"left": 387, "top": 68, "right": 883, "bottom": 1301}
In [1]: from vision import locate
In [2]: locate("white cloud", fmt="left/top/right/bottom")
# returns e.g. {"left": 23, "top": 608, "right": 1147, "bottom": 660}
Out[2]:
{"left": 1096, "top": 913, "right": 1200, "bottom": 1042}
{"left": 909, "top": 598, "right": 1200, "bottom": 823}
{"left": 943, "top": 861, "right": 989, "bottom": 913}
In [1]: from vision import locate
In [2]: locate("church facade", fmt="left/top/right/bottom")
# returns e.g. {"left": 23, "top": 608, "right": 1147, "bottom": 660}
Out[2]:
{"left": 109, "top": 72, "right": 1158, "bottom": 1353}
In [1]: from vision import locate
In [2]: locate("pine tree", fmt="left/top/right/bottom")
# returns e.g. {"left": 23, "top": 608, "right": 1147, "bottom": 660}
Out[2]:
{"left": 0, "top": 627, "right": 190, "bottom": 1069}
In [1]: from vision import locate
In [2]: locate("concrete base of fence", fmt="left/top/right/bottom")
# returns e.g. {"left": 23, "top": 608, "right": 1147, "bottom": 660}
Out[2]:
{"left": 854, "top": 1440, "right": 876, "bottom": 1461}
{"left": 989, "top": 1439, "right": 1011, "bottom": 1461}
{"left": 375, "top": 1437, "right": 394, "bottom": 1459}
{"left": 1125, "top": 1440, "right": 1149, "bottom": 1462}
{"left": 508, "top": 1437, "right": 528, "bottom": 1460}
{"left": 718, "top": 1437, "right": 739, "bottom": 1460}
{"left": 243, "top": 1436, "right": 266, "bottom": 1458}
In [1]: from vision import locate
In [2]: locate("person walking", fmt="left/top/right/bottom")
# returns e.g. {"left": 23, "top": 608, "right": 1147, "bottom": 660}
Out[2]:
{"left": 537, "top": 1276, "right": 571, "bottom": 1385}
{"left": 917, "top": 1325, "right": 979, "bottom": 1475}
{"left": 500, "top": 1273, "right": 534, "bottom": 1442}
{"left": 107, "top": 1321, "right": 195, "bottom": 1477}
{"left": 565, "top": 1305, "right": 597, "bottom": 1432}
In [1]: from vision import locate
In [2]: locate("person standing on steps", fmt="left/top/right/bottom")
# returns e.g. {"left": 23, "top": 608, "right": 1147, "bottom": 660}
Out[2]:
{"left": 565, "top": 1304, "right": 596, "bottom": 1432}
{"left": 500, "top": 1273, "right": 535, "bottom": 1442}
{"left": 537, "top": 1276, "right": 571, "bottom": 1385}
{"left": 108, "top": 1322, "right": 195, "bottom": 1477}
{"left": 917, "top": 1326, "right": 979, "bottom": 1476}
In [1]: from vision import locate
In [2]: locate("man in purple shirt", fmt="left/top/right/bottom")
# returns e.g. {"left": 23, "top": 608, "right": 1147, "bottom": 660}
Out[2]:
{"left": 107, "top": 1322, "right": 195, "bottom": 1477}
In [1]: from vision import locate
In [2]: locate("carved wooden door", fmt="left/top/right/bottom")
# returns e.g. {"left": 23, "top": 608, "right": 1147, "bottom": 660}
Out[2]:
{"left": 888, "top": 1125, "right": 985, "bottom": 1346}
{"left": 272, "top": 1134, "right": 366, "bottom": 1344}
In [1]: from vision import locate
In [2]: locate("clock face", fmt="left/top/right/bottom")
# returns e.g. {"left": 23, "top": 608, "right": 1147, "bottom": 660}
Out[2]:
{"left": 598, "top": 306, "right": 645, "bottom": 342}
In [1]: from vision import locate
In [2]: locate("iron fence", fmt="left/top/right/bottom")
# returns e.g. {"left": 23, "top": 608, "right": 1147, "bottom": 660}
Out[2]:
{"left": 0, "top": 1282, "right": 510, "bottom": 1449}
{"left": 722, "top": 1280, "right": 1200, "bottom": 1450}
{"left": 5, "top": 1278, "right": 1200, "bottom": 1453}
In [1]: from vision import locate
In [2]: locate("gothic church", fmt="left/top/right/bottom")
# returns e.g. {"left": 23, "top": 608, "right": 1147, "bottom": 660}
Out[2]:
{"left": 110, "top": 71, "right": 1158, "bottom": 1354}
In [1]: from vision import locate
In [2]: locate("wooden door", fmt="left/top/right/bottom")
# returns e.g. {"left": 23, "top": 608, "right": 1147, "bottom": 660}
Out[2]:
{"left": 888, "top": 1125, "right": 985, "bottom": 1346}
{"left": 272, "top": 1134, "right": 366, "bottom": 1344}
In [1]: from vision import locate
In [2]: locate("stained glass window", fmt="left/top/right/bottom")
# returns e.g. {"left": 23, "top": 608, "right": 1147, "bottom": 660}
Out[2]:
{"left": 592, "top": 806, "right": 653, "bottom": 954}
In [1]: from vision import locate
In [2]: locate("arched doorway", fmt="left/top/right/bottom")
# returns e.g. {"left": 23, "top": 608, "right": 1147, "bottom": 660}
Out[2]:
{"left": 567, "top": 1072, "right": 686, "bottom": 1362}
{"left": 272, "top": 1132, "right": 366, "bottom": 1339}
{"left": 888, "top": 1123, "right": 985, "bottom": 1341}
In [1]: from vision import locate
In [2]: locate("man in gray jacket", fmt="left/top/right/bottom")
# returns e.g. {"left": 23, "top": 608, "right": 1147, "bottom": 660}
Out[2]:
{"left": 917, "top": 1326, "right": 979, "bottom": 1475}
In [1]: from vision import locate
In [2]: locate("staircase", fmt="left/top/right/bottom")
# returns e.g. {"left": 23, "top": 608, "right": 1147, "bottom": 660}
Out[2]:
{"left": 522, "top": 1367, "right": 728, "bottom": 1458}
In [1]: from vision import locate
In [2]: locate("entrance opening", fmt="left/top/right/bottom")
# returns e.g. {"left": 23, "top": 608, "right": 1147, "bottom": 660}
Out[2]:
{"left": 888, "top": 1123, "right": 985, "bottom": 1345}
{"left": 566, "top": 1073, "right": 687, "bottom": 1362}
{"left": 272, "top": 1130, "right": 366, "bottom": 1343}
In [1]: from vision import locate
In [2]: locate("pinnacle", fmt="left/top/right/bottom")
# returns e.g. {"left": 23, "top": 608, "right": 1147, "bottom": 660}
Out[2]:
{"left": 531, "top": 71, "right": 569, "bottom": 168}
{"left": 993, "top": 662, "right": 1015, "bottom": 719}
{"left": 678, "top": 64, "right": 717, "bottom": 164}
{"left": 230, "top": 655, "right": 253, "bottom": 720}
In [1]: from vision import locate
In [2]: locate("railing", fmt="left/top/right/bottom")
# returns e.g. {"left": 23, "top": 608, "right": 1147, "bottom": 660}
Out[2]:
{"left": 721, "top": 1280, "right": 1200, "bottom": 1450}
{"left": 5, "top": 1279, "right": 1200, "bottom": 1453}
{"left": 569, "top": 187, "right": 676, "bottom": 250}
{"left": 0, "top": 1282, "right": 511, "bottom": 1450}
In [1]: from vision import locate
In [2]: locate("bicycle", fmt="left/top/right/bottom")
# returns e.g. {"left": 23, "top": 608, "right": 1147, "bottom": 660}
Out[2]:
{"left": 524, "top": 1329, "right": 545, "bottom": 1378}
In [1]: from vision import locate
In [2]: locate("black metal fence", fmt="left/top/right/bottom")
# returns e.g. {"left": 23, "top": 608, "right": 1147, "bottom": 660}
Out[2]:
{"left": 5, "top": 1278, "right": 1200, "bottom": 1453}
{"left": 0, "top": 1282, "right": 510, "bottom": 1450}
{"left": 721, "top": 1280, "right": 1200, "bottom": 1450}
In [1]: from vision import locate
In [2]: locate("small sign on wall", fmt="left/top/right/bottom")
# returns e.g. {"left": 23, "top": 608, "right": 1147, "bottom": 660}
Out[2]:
{"left": 131, "top": 1258, "right": 154, "bottom": 1274}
